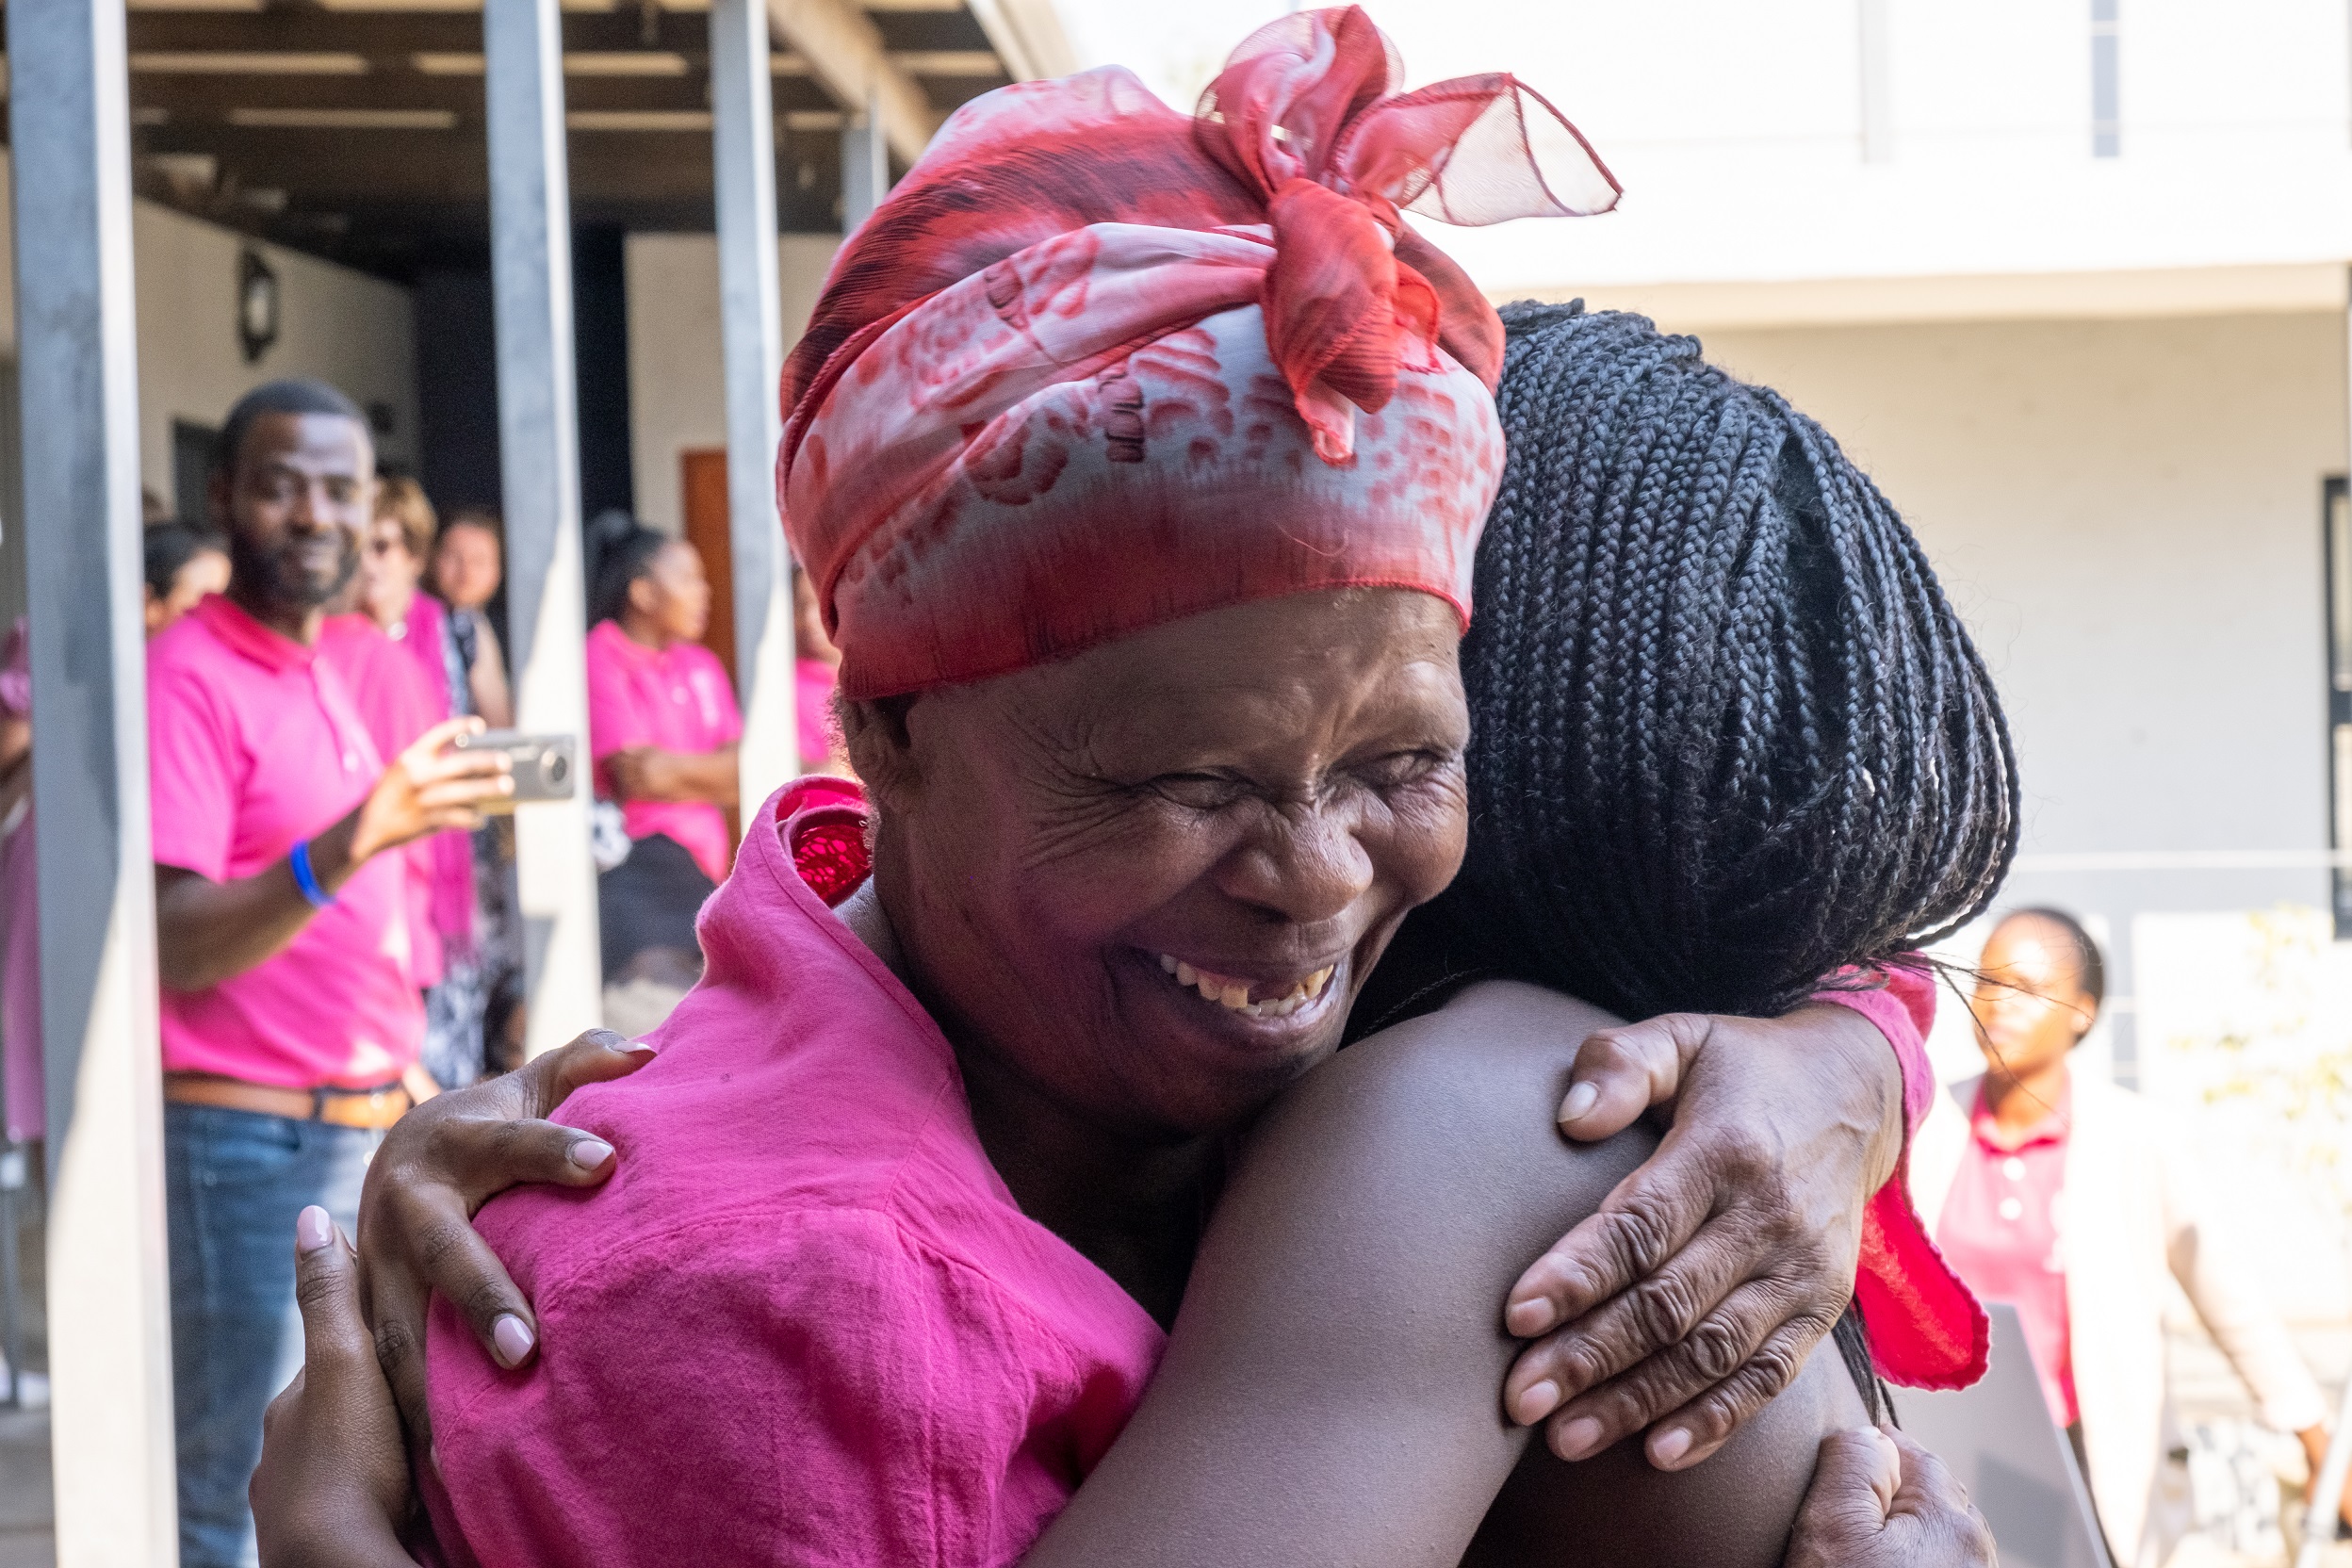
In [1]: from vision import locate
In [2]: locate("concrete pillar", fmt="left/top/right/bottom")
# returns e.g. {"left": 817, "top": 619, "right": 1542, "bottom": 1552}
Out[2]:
{"left": 485, "top": 0, "right": 603, "bottom": 1052}
{"left": 841, "top": 89, "right": 889, "bottom": 234}
{"left": 8, "top": 0, "right": 180, "bottom": 1560}
{"left": 710, "top": 0, "right": 797, "bottom": 817}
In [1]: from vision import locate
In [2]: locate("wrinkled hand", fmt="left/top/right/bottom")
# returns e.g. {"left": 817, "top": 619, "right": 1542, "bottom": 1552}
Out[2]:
{"left": 350, "top": 717, "right": 513, "bottom": 864}
{"left": 360, "top": 1029, "right": 653, "bottom": 1448}
{"left": 1501, "top": 1004, "right": 1903, "bottom": 1469}
{"left": 1786, "top": 1429, "right": 1995, "bottom": 1567}
{"left": 253, "top": 1207, "right": 419, "bottom": 1568}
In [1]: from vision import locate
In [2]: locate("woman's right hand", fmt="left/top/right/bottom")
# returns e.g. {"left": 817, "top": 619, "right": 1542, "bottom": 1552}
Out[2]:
{"left": 1785, "top": 1428, "right": 1995, "bottom": 1567}
{"left": 360, "top": 1029, "right": 654, "bottom": 1446}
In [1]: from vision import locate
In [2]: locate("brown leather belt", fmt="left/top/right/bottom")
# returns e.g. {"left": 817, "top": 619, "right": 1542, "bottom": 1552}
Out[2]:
{"left": 163, "top": 1072, "right": 414, "bottom": 1131}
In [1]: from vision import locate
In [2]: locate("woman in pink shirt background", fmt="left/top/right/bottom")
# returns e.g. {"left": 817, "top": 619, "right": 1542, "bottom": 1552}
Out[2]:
{"left": 582, "top": 509, "right": 742, "bottom": 883}
{"left": 581, "top": 511, "right": 742, "bottom": 1004}
{"left": 1912, "top": 909, "right": 2349, "bottom": 1565}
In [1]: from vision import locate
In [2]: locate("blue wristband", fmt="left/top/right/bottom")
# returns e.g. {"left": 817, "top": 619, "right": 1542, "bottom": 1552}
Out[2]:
{"left": 289, "top": 839, "right": 335, "bottom": 910}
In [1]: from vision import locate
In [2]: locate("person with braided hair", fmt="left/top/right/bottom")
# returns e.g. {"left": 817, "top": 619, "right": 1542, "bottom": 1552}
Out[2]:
{"left": 1001, "top": 301, "right": 2012, "bottom": 1566}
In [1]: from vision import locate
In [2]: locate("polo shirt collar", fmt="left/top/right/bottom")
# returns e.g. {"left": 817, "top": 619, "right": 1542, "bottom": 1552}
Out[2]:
{"left": 591, "top": 616, "right": 665, "bottom": 668}
{"left": 194, "top": 594, "right": 314, "bottom": 674}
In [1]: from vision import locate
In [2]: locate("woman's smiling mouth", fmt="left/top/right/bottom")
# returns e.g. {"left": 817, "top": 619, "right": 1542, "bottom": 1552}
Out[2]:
{"left": 1155, "top": 953, "right": 1338, "bottom": 1020}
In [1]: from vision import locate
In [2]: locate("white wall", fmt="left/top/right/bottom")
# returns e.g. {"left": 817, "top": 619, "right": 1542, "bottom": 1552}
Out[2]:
{"left": 1060, "top": 1, "right": 2352, "bottom": 297}
{"left": 623, "top": 232, "right": 840, "bottom": 536}
{"left": 1697, "top": 312, "right": 2347, "bottom": 867}
{"left": 0, "top": 154, "right": 417, "bottom": 516}
{"left": 131, "top": 201, "right": 418, "bottom": 511}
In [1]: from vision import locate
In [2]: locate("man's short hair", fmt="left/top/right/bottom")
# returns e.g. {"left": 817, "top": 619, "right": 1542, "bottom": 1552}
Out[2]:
{"left": 214, "top": 379, "right": 368, "bottom": 480}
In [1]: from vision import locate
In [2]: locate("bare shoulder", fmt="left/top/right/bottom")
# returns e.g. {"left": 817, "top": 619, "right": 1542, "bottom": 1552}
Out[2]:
{"left": 1220, "top": 978, "right": 1658, "bottom": 1318}
{"left": 1276, "top": 978, "right": 1631, "bottom": 1151}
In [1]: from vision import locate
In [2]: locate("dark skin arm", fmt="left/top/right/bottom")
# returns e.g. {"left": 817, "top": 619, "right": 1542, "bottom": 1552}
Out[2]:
{"left": 1024, "top": 977, "right": 1870, "bottom": 1568}
{"left": 1507, "top": 1002, "right": 1903, "bottom": 1469}
{"left": 602, "top": 743, "right": 739, "bottom": 808}
{"left": 157, "top": 716, "right": 511, "bottom": 993}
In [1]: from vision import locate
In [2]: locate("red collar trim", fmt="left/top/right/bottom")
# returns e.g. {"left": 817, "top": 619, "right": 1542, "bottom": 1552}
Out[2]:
{"left": 192, "top": 594, "right": 313, "bottom": 674}
{"left": 775, "top": 776, "right": 871, "bottom": 906}
{"left": 1968, "top": 1076, "right": 2071, "bottom": 1152}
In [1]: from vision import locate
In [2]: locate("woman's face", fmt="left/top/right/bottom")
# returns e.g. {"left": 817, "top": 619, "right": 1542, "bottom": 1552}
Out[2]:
{"left": 629, "top": 540, "right": 710, "bottom": 647}
{"left": 146, "top": 547, "right": 230, "bottom": 638}
{"left": 358, "top": 514, "right": 423, "bottom": 628}
{"left": 433, "top": 522, "right": 502, "bottom": 612}
{"left": 1969, "top": 915, "right": 2096, "bottom": 1081}
{"left": 859, "top": 589, "right": 1470, "bottom": 1137}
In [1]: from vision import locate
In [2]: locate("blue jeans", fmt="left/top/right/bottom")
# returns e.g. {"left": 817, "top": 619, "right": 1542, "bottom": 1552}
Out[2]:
{"left": 165, "top": 1104, "right": 377, "bottom": 1568}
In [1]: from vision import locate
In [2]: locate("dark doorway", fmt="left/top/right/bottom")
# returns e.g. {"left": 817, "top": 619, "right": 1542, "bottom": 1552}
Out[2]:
{"left": 571, "top": 223, "right": 634, "bottom": 522}
{"left": 171, "top": 420, "right": 219, "bottom": 526}
{"left": 412, "top": 225, "right": 634, "bottom": 531}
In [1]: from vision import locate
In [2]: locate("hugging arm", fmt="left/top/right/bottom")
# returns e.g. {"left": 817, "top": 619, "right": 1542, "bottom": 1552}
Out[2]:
{"left": 1022, "top": 979, "right": 1871, "bottom": 1568}
{"left": 255, "top": 1011, "right": 1984, "bottom": 1568}
{"left": 1505, "top": 998, "right": 1910, "bottom": 1470}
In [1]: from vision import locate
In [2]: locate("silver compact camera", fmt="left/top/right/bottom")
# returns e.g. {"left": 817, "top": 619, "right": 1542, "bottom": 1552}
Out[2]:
{"left": 450, "top": 729, "right": 577, "bottom": 810}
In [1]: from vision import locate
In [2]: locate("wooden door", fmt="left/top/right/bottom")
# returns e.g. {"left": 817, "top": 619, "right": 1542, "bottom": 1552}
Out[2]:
{"left": 679, "top": 448, "right": 743, "bottom": 845}
{"left": 678, "top": 448, "right": 739, "bottom": 694}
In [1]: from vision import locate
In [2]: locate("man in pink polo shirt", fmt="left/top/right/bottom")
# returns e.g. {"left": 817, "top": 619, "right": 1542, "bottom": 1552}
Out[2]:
{"left": 148, "top": 380, "right": 513, "bottom": 1568}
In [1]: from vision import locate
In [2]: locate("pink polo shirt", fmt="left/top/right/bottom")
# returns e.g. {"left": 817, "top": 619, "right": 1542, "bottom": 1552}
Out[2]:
{"left": 584, "top": 618, "right": 743, "bottom": 884}
{"left": 148, "top": 596, "right": 423, "bottom": 1089}
{"left": 318, "top": 613, "right": 449, "bottom": 987}
{"left": 425, "top": 777, "right": 1162, "bottom": 1566}
{"left": 1936, "top": 1080, "right": 2077, "bottom": 1425}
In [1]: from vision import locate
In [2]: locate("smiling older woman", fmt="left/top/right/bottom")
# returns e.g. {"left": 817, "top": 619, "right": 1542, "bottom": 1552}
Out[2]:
{"left": 252, "top": 13, "right": 2006, "bottom": 1567}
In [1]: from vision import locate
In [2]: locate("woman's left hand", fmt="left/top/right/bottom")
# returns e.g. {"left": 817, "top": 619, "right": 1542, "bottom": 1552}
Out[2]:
{"left": 1498, "top": 1004, "right": 1903, "bottom": 1471}
{"left": 251, "top": 1206, "right": 420, "bottom": 1568}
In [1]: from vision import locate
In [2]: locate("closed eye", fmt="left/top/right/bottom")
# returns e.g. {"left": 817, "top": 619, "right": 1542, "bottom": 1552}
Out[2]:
{"left": 1148, "top": 771, "right": 1252, "bottom": 811}
{"left": 1351, "top": 749, "right": 1455, "bottom": 792}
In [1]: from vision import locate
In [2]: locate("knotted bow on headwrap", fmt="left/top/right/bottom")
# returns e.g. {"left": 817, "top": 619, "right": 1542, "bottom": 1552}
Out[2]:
{"left": 780, "top": 7, "right": 1619, "bottom": 698}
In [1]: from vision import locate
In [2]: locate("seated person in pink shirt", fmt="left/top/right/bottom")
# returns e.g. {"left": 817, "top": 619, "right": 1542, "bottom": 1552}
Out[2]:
{"left": 148, "top": 379, "right": 513, "bottom": 1568}
{"left": 580, "top": 510, "right": 742, "bottom": 988}
{"left": 255, "top": 28, "right": 2002, "bottom": 1567}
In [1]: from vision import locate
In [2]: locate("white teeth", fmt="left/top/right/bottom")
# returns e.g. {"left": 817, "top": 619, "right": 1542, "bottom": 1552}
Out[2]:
{"left": 1152, "top": 956, "right": 1338, "bottom": 1019}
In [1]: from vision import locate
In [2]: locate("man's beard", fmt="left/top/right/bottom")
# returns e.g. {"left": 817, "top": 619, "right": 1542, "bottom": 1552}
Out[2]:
{"left": 230, "top": 527, "right": 358, "bottom": 612}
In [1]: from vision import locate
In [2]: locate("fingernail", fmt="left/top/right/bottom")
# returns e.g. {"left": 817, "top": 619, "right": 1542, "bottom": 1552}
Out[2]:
{"left": 1555, "top": 1416, "right": 1606, "bottom": 1460}
{"left": 586, "top": 1029, "right": 629, "bottom": 1050}
{"left": 567, "top": 1138, "right": 614, "bottom": 1172}
{"left": 1560, "top": 1081, "right": 1600, "bottom": 1123}
{"left": 295, "top": 1205, "right": 333, "bottom": 1253}
{"left": 492, "top": 1314, "right": 535, "bottom": 1367}
{"left": 1505, "top": 1297, "right": 1558, "bottom": 1336}
{"left": 1649, "top": 1426, "right": 1694, "bottom": 1467}
{"left": 1512, "top": 1380, "right": 1561, "bottom": 1425}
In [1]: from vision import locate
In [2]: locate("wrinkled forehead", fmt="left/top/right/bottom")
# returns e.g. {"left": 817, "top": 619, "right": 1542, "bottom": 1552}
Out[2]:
{"left": 950, "top": 588, "right": 1467, "bottom": 760}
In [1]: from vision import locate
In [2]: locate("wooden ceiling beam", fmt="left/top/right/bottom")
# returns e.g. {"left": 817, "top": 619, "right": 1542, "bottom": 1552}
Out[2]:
{"left": 132, "top": 71, "right": 714, "bottom": 117}
{"left": 761, "top": 0, "right": 938, "bottom": 162}
{"left": 135, "top": 121, "right": 845, "bottom": 206}
{"left": 124, "top": 11, "right": 709, "bottom": 57}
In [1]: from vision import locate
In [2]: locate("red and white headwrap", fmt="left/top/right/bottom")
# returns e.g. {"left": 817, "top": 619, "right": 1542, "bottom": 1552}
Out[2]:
{"left": 779, "top": 7, "right": 1619, "bottom": 698}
